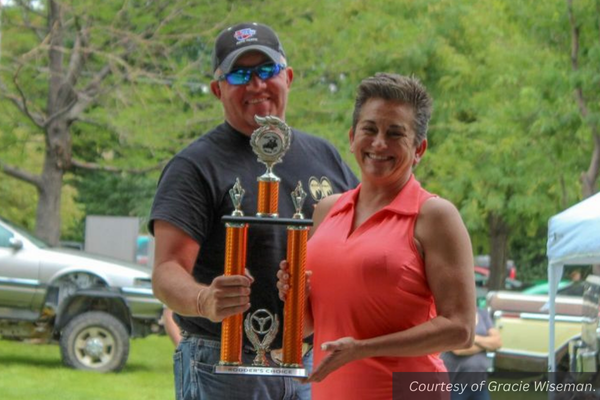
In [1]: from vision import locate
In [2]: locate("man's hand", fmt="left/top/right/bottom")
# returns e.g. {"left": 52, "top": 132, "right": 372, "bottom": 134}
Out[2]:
{"left": 198, "top": 273, "right": 253, "bottom": 322}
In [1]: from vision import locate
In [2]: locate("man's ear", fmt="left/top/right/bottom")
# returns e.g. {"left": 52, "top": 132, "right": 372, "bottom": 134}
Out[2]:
{"left": 413, "top": 139, "right": 427, "bottom": 165}
{"left": 210, "top": 80, "right": 221, "bottom": 99}
{"left": 285, "top": 67, "right": 294, "bottom": 88}
{"left": 349, "top": 128, "right": 355, "bottom": 153}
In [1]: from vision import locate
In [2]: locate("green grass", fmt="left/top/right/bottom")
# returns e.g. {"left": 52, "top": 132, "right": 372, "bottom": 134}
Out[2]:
{"left": 0, "top": 335, "right": 175, "bottom": 400}
{"left": 0, "top": 337, "right": 557, "bottom": 400}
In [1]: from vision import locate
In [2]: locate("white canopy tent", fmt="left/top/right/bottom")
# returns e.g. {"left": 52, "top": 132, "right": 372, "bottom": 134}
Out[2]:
{"left": 547, "top": 192, "right": 600, "bottom": 372}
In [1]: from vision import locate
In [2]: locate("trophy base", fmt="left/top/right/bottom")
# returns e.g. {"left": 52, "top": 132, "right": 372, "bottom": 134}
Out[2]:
{"left": 214, "top": 364, "right": 307, "bottom": 377}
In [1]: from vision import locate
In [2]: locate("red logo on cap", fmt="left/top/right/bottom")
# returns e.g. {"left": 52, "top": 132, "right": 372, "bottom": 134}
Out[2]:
{"left": 234, "top": 28, "right": 256, "bottom": 41}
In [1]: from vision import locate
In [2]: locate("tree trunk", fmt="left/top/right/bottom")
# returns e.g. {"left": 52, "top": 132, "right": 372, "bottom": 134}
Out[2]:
{"left": 35, "top": 151, "right": 64, "bottom": 246}
{"left": 487, "top": 213, "right": 509, "bottom": 291}
{"left": 580, "top": 131, "right": 600, "bottom": 199}
{"left": 32, "top": 0, "right": 71, "bottom": 245}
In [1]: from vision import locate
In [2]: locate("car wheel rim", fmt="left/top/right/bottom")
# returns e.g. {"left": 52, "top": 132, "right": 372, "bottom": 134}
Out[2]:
{"left": 74, "top": 327, "right": 115, "bottom": 368}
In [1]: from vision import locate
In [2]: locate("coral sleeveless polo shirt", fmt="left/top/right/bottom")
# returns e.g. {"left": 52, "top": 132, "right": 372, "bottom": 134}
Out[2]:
{"left": 307, "top": 175, "right": 446, "bottom": 400}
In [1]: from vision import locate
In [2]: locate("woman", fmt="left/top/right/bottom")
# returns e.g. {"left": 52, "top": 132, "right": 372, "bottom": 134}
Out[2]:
{"left": 278, "top": 73, "right": 476, "bottom": 399}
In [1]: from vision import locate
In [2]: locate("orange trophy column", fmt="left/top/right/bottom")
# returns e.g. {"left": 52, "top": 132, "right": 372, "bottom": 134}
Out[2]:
{"left": 256, "top": 176, "right": 280, "bottom": 217}
{"left": 219, "top": 179, "right": 248, "bottom": 366}
{"left": 282, "top": 182, "right": 309, "bottom": 367}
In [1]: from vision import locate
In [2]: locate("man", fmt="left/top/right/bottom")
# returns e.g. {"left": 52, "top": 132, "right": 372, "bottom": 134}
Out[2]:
{"left": 150, "top": 22, "right": 359, "bottom": 400}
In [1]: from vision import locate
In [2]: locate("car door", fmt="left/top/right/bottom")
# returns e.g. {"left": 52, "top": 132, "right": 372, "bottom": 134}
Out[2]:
{"left": 0, "top": 223, "right": 41, "bottom": 311}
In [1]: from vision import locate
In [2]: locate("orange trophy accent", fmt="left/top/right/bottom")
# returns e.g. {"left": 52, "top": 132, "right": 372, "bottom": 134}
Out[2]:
{"left": 215, "top": 116, "right": 310, "bottom": 377}
{"left": 219, "top": 179, "right": 248, "bottom": 366}
{"left": 282, "top": 183, "right": 309, "bottom": 367}
{"left": 257, "top": 180, "right": 279, "bottom": 217}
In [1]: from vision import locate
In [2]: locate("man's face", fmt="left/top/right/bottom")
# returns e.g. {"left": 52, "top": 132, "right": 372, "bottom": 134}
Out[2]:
{"left": 211, "top": 51, "right": 293, "bottom": 136}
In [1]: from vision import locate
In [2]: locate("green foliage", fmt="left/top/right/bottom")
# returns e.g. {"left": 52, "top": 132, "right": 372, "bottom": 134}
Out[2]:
{"left": 71, "top": 170, "right": 157, "bottom": 226}
{"left": 1, "top": 0, "right": 597, "bottom": 280}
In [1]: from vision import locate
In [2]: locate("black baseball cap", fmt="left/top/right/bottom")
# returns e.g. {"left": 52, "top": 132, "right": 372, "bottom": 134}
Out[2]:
{"left": 211, "top": 22, "right": 287, "bottom": 74}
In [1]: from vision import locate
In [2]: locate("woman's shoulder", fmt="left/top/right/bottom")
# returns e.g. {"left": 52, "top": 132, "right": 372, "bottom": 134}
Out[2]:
{"left": 419, "top": 196, "right": 460, "bottom": 218}
{"left": 416, "top": 196, "right": 466, "bottom": 241}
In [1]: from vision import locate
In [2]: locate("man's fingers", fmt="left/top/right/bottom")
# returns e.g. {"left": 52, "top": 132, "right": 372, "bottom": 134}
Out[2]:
{"left": 218, "top": 297, "right": 251, "bottom": 310}
{"left": 213, "top": 274, "right": 253, "bottom": 288}
{"left": 210, "top": 303, "right": 251, "bottom": 322}
{"left": 218, "top": 286, "right": 251, "bottom": 298}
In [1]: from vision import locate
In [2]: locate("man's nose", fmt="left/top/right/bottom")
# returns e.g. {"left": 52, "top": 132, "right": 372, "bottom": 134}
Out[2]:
{"left": 246, "top": 73, "right": 267, "bottom": 90}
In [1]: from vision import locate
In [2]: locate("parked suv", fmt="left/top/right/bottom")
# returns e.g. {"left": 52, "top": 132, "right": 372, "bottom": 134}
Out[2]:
{"left": 0, "top": 217, "right": 164, "bottom": 372}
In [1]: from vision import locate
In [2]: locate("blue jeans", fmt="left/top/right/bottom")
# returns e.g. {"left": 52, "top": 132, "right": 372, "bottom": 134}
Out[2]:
{"left": 173, "top": 335, "right": 312, "bottom": 400}
{"left": 451, "top": 387, "right": 491, "bottom": 400}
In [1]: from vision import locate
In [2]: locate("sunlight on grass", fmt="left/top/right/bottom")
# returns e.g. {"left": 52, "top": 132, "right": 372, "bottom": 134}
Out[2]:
{"left": 0, "top": 338, "right": 555, "bottom": 400}
{"left": 0, "top": 335, "right": 175, "bottom": 400}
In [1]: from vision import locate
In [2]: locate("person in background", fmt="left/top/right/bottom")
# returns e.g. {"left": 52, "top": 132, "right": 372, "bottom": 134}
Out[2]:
{"left": 441, "top": 307, "right": 502, "bottom": 400}
{"left": 278, "top": 73, "right": 476, "bottom": 400}
{"left": 162, "top": 308, "right": 181, "bottom": 346}
{"left": 569, "top": 268, "right": 582, "bottom": 282}
{"left": 150, "top": 22, "right": 359, "bottom": 400}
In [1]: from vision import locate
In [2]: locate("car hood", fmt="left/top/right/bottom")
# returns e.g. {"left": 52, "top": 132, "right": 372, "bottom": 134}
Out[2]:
{"left": 42, "top": 248, "right": 153, "bottom": 278}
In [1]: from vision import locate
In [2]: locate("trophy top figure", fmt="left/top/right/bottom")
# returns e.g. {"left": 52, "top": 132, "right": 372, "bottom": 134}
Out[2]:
{"left": 250, "top": 115, "right": 292, "bottom": 179}
{"left": 229, "top": 178, "right": 245, "bottom": 217}
{"left": 291, "top": 181, "right": 307, "bottom": 219}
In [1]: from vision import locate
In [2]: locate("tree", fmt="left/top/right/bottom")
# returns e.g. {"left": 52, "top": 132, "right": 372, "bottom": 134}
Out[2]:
{"left": 0, "top": 0, "right": 217, "bottom": 244}
{"left": 0, "top": 0, "right": 590, "bottom": 286}
{"left": 566, "top": 0, "right": 600, "bottom": 198}
{"left": 416, "top": 0, "right": 581, "bottom": 289}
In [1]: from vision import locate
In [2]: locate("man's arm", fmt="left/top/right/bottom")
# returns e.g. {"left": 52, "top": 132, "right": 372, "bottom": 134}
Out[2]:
{"left": 152, "top": 220, "right": 253, "bottom": 322}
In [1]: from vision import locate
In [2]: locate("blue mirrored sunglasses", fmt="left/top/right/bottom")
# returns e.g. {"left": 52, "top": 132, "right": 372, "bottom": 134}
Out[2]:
{"left": 218, "top": 63, "right": 286, "bottom": 86}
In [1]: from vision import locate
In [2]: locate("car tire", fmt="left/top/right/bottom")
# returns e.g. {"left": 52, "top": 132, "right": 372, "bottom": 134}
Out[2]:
{"left": 60, "top": 311, "right": 129, "bottom": 372}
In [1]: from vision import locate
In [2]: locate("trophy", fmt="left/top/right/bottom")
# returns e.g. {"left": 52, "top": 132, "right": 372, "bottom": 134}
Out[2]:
{"left": 214, "top": 115, "right": 311, "bottom": 377}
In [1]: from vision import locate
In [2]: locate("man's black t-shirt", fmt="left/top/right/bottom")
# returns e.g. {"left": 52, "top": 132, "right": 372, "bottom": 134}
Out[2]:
{"left": 150, "top": 122, "right": 359, "bottom": 348}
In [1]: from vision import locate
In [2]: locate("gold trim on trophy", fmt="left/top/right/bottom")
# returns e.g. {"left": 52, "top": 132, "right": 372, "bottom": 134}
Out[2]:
{"left": 250, "top": 115, "right": 292, "bottom": 217}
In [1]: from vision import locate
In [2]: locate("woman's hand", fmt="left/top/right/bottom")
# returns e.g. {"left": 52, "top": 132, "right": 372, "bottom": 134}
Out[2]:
{"left": 276, "top": 260, "right": 291, "bottom": 301}
{"left": 308, "top": 337, "right": 363, "bottom": 383}
{"left": 276, "top": 260, "right": 312, "bottom": 301}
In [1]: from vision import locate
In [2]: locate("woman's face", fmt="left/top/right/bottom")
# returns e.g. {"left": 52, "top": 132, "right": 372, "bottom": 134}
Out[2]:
{"left": 350, "top": 97, "right": 426, "bottom": 185}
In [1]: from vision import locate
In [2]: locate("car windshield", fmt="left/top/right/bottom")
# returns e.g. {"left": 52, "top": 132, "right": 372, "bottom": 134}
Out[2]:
{"left": 1, "top": 218, "right": 50, "bottom": 249}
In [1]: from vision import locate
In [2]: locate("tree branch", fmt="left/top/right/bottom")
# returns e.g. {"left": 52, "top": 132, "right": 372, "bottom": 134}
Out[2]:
{"left": 44, "top": 21, "right": 89, "bottom": 125}
{"left": 567, "top": 0, "right": 590, "bottom": 118}
{"left": 9, "top": 67, "right": 46, "bottom": 127}
{"left": 71, "top": 159, "right": 168, "bottom": 174}
{"left": 568, "top": 0, "right": 600, "bottom": 196}
{"left": 82, "top": 64, "right": 112, "bottom": 98}
{"left": 62, "top": 64, "right": 112, "bottom": 121}
{"left": 43, "top": 97, "right": 78, "bottom": 128}
{"left": 15, "top": 0, "right": 47, "bottom": 41}
{"left": 0, "top": 159, "right": 43, "bottom": 188}
{"left": 64, "top": 22, "right": 90, "bottom": 94}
